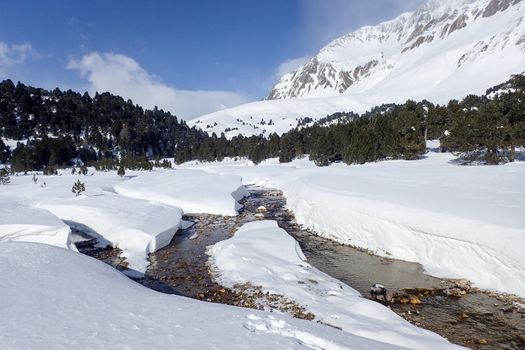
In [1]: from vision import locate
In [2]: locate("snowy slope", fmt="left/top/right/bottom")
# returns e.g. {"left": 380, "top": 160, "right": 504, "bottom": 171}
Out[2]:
{"left": 189, "top": 96, "right": 372, "bottom": 138}
{"left": 1, "top": 242, "right": 419, "bottom": 350}
{"left": 209, "top": 221, "right": 464, "bottom": 350}
{"left": 181, "top": 149, "right": 525, "bottom": 297}
{"left": 190, "top": 0, "right": 525, "bottom": 137}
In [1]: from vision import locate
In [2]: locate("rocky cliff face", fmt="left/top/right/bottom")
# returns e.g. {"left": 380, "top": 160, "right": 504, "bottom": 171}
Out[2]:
{"left": 267, "top": 0, "right": 524, "bottom": 100}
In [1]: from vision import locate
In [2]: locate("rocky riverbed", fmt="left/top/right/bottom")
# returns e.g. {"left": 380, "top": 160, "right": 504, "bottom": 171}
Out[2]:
{"left": 77, "top": 187, "right": 525, "bottom": 350}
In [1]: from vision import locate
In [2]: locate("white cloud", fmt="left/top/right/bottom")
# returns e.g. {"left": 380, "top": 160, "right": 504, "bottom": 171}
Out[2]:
{"left": 67, "top": 52, "right": 250, "bottom": 120}
{"left": 276, "top": 56, "right": 310, "bottom": 77}
{"left": 0, "top": 42, "right": 34, "bottom": 75}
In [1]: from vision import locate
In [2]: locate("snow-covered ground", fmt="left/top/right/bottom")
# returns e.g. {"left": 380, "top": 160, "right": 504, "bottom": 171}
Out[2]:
{"left": 1, "top": 147, "right": 521, "bottom": 348}
{"left": 114, "top": 169, "right": 248, "bottom": 216}
{"left": 36, "top": 194, "right": 182, "bottom": 273}
{"left": 0, "top": 199, "right": 74, "bottom": 250}
{"left": 0, "top": 164, "right": 468, "bottom": 349}
{"left": 0, "top": 168, "right": 247, "bottom": 272}
{"left": 1, "top": 241, "right": 420, "bottom": 350}
{"left": 183, "top": 148, "right": 525, "bottom": 297}
{"left": 209, "top": 220, "right": 464, "bottom": 350}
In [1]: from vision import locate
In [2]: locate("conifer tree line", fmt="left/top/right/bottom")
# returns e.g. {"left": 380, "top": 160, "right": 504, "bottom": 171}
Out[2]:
{"left": 0, "top": 75, "right": 524, "bottom": 171}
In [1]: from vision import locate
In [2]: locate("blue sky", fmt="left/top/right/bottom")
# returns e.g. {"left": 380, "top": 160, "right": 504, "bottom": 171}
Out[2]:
{"left": 0, "top": 0, "right": 425, "bottom": 119}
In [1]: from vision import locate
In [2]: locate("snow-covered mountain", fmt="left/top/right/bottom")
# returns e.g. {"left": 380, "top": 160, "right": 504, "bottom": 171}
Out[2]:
{"left": 267, "top": 0, "right": 525, "bottom": 100}
{"left": 190, "top": 0, "right": 525, "bottom": 138}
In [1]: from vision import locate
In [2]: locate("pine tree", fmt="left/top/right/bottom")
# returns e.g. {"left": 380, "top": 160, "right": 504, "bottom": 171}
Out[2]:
{"left": 0, "top": 139, "right": 9, "bottom": 164}
{"left": 501, "top": 75, "right": 525, "bottom": 161}
{"left": 72, "top": 179, "right": 85, "bottom": 196}
{"left": 392, "top": 102, "right": 425, "bottom": 160}
{"left": 0, "top": 168, "right": 10, "bottom": 185}
{"left": 475, "top": 101, "right": 507, "bottom": 164}
{"left": 117, "top": 165, "right": 126, "bottom": 177}
{"left": 43, "top": 166, "right": 57, "bottom": 175}
{"left": 267, "top": 133, "right": 281, "bottom": 158}
{"left": 441, "top": 102, "right": 474, "bottom": 154}
{"left": 279, "top": 135, "right": 295, "bottom": 163}
{"left": 346, "top": 120, "right": 378, "bottom": 164}
{"left": 310, "top": 131, "right": 335, "bottom": 166}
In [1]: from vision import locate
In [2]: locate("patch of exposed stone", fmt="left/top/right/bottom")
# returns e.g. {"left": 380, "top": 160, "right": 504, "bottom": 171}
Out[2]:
{"left": 517, "top": 34, "right": 525, "bottom": 46}
{"left": 76, "top": 238, "right": 128, "bottom": 271}
{"left": 402, "top": 35, "right": 435, "bottom": 53}
{"left": 267, "top": 55, "right": 382, "bottom": 99}
{"left": 370, "top": 279, "right": 525, "bottom": 349}
{"left": 448, "top": 14, "right": 468, "bottom": 36}
{"left": 195, "top": 282, "right": 315, "bottom": 321}
{"left": 483, "top": 0, "right": 520, "bottom": 18}
{"left": 406, "top": 24, "right": 426, "bottom": 44}
{"left": 352, "top": 60, "right": 379, "bottom": 81}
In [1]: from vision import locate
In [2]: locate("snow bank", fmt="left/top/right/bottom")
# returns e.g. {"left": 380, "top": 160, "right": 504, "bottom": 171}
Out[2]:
{"left": 115, "top": 169, "right": 248, "bottom": 216}
{"left": 277, "top": 158, "right": 525, "bottom": 297}
{"left": 1, "top": 170, "right": 185, "bottom": 272}
{"left": 36, "top": 194, "right": 182, "bottom": 273}
{"left": 209, "top": 221, "right": 464, "bottom": 350}
{"left": 0, "top": 242, "right": 414, "bottom": 350}
{"left": 188, "top": 151, "right": 525, "bottom": 297}
{"left": 0, "top": 200, "right": 74, "bottom": 250}
{"left": 2, "top": 168, "right": 248, "bottom": 272}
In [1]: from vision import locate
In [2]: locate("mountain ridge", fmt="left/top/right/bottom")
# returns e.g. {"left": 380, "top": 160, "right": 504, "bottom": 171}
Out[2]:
{"left": 266, "top": 0, "right": 524, "bottom": 100}
{"left": 190, "top": 0, "right": 525, "bottom": 138}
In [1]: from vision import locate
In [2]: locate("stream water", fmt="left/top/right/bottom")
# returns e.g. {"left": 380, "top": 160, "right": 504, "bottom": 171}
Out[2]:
{"left": 77, "top": 187, "right": 525, "bottom": 350}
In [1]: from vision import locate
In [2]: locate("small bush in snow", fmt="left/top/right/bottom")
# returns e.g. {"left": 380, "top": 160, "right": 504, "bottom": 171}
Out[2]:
{"left": 43, "top": 166, "right": 58, "bottom": 176}
{"left": 72, "top": 180, "right": 86, "bottom": 196}
{"left": 117, "top": 166, "right": 126, "bottom": 177}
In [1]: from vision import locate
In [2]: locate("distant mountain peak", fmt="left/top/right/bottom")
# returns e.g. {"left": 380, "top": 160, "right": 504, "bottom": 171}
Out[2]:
{"left": 266, "top": 0, "right": 524, "bottom": 100}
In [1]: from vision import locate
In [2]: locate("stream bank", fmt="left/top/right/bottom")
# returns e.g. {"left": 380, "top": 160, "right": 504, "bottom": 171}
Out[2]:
{"left": 77, "top": 187, "right": 525, "bottom": 350}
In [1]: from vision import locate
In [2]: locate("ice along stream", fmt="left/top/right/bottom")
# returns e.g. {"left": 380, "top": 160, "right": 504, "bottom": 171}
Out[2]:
{"left": 77, "top": 186, "right": 525, "bottom": 350}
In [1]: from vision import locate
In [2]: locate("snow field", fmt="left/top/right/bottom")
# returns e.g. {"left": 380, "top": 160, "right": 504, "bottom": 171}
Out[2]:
{"left": 0, "top": 242, "right": 416, "bottom": 350}
{"left": 0, "top": 199, "right": 74, "bottom": 250}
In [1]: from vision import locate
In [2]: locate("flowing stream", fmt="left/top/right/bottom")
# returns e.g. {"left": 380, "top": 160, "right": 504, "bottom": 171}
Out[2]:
{"left": 77, "top": 187, "right": 525, "bottom": 350}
